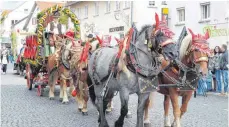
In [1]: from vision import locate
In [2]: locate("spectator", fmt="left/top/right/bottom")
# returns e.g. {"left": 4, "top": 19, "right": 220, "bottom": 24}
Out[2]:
{"left": 208, "top": 49, "right": 215, "bottom": 91}
{"left": 220, "top": 44, "right": 228, "bottom": 95}
{"left": 1, "top": 47, "right": 9, "bottom": 74}
{"left": 213, "top": 46, "right": 222, "bottom": 93}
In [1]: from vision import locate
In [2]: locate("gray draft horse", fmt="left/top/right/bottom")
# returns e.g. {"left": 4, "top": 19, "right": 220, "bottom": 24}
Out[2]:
{"left": 87, "top": 17, "right": 178, "bottom": 127}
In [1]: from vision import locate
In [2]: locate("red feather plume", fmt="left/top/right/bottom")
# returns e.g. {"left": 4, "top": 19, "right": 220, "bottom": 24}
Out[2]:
{"left": 96, "top": 35, "right": 103, "bottom": 46}
{"left": 155, "top": 13, "right": 159, "bottom": 30}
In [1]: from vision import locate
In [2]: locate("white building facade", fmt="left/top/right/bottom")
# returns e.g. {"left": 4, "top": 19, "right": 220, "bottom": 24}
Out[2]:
{"left": 67, "top": 1, "right": 167, "bottom": 44}
{"left": 167, "top": 1, "right": 229, "bottom": 49}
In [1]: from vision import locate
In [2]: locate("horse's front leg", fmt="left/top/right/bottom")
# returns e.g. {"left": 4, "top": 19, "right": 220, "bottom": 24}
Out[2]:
{"left": 169, "top": 88, "right": 181, "bottom": 127}
{"left": 180, "top": 91, "right": 192, "bottom": 118}
{"left": 82, "top": 81, "right": 89, "bottom": 115}
{"left": 49, "top": 70, "right": 58, "bottom": 100}
{"left": 136, "top": 92, "right": 150, "bottom": 127}
{"left": 115, "top": 88, "right": 129, "bottom": 127}
{"left": 62, "top": 78, "right": 69, "bottom": 104}
{"left": 143, "top": 92, "right": 154, "bottom": 127}
{"left": 164, "top": 95, "right": 171, "bottom": 127}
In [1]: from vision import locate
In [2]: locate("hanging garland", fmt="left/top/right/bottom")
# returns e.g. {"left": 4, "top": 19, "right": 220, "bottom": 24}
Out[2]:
{"left": 25, "top": 4, "right": 81, "bottom": 65}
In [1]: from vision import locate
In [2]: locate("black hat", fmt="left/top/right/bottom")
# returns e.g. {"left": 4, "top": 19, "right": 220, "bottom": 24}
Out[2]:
{"left": 87, "top": 34, "right": 93, "bottom": 38}
{"left": 53, "top": 11, "right": 60, "bottom": 18}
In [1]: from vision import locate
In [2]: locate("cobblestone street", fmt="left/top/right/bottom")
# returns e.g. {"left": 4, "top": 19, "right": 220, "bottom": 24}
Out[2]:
{"left": 1, "top": 64, "right": 228, "bottom": 127}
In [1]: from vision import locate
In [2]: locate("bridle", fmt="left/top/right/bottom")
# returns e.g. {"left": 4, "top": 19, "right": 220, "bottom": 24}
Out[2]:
{"left": 150, "top": 28, "right": 175, "bottom": 55}
{"left": 185, "top": 41, "right": 210, "bottom": 68}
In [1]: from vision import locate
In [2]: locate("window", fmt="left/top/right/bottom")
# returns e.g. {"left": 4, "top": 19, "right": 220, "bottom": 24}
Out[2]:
{"left": 11, "top": 20, "right": 18, "bottom": 26}
{"left": 124, "top": 1, "right": 130, "bottom": 9}
{"left": 161, "top": 1, "right": 167, "bottom": 5}
{"left": 106, "top": 1, "right": 111, "bottom": 13}
{"left": 149, "top": 1, "right": 155, "bottom": 6}
{"left": 85, "top": 6, "right": 88, "bottom": 18}
{"left": 115, "top": 1, "right": 121, "bottom": 11}
{"left": 177, "top": 8, "right": 185, "bottom": 22}
{"left": 24, "top": 9, "right": 28, "bottom": 14}
{"left": 32, "top": 17, "right": 37, "bottom": 25}
{"left": 94, "top": 2, "right": 99, "bottom": 16}
{"left": 77, "top": 8, "right": 81, "bottom": 19}
{"left": 200, "top": 3, "right": 210, "bottom": 20}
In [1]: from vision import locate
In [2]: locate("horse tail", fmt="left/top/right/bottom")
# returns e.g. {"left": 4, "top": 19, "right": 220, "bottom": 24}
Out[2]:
{"left": 87, "top": 74, "right": 96, "bottom": 105}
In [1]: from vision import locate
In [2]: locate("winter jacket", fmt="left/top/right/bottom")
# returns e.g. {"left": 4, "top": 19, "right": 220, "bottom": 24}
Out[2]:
{"left": 220, "top": 50, "right": 228, "bottom": 70}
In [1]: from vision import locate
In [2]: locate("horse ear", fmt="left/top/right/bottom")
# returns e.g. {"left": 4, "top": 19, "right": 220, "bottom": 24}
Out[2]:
{"left": 205, "top": 29, "right": 210, "bottom": 39}
{"left": 114, "top": 37, "right": 120, "bottom": 44}
{"left": 155, "top": 13, "right": 159, "bottom": 29}
{"left": 96, "top": 35, "right": 103, "bottom": 45}
{"left": 188, "top": 28, "right": 195, "bottom": 39}
{"left": 108, "top": 36, "right": 112, "bottom": 43}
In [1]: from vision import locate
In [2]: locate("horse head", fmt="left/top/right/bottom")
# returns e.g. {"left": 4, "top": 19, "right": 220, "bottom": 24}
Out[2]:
{"left": 180, "top": 28, "right": 210, "bottom": 76}
{"left": 137, "top": 13, "right": 178, "bottom": 61}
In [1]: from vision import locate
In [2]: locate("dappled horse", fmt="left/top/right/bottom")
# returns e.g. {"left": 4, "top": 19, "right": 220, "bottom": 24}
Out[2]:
{"left": 87, "top": 13, "right": 178, "bottom": 127}
{"left": 144, "top": 28, "right": 210, "bottom": 127}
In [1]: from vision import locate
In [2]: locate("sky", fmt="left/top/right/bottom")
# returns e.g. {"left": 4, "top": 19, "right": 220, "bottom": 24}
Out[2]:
{"left": 0, "top": 1, "right": 25, "bottom": 11}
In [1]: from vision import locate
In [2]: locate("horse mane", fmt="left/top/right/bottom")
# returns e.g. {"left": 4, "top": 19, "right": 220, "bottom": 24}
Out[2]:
{"left": 138, "top": 25, "right": 152, "bottom": 37}
{"left": 179, "top": 34, "right": 192, "bottom": 60}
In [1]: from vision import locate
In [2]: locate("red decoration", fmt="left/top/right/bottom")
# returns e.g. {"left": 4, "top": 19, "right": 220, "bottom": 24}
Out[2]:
{"left": 155, "top": 13, "right": 159, "bottom": 30}
{"left": 71, "top": 89, "right": 77, "bottom": 97}
{"left": 115, "top": 37, "right": 124, "bottom": 59}
{"left": 154, "top": 13, "right": 174, "bottom": 38}
{"left": 96, "top": 35, "right": 103, "bottom": 47}
{"left": 188, "top": 28, "right": 210, "bottom": 42}
{"left": 126, "top": 28, "right": 134, "bottom": 51}
{"left": 80, "top": 42, "right": 90, "bottom": 63}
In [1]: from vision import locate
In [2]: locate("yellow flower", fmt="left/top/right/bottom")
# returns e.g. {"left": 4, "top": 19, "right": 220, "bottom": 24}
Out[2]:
{"left": 71, "top": 14, "right": 76, "bottom": 19}
{"left": 58, "top": 6, "right": 62, "bottom": 10}
{"left": 39, "top": 19, "right": 43, "bottom": 24}
{"left": 74, "top": 20, "right": 79, "bottom": 24}
{"left": 65, "top": 9, "right": 70, "bottom": 14}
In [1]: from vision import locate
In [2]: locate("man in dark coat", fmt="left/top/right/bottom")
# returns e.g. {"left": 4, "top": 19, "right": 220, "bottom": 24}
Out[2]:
{"left": 220, "top": 44, "right": 228, "bottom": 95}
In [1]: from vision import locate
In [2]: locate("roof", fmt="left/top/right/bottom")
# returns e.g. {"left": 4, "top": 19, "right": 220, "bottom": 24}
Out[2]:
{"left": 35, "top": 2, "right": 64, "bottom": 11}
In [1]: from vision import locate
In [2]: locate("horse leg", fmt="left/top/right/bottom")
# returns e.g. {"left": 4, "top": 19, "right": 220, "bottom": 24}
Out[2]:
{"left": 164, "top": 95, "right": 171, "bottom": 127}
{"left": 180, "top": 91, "right": 192, "bottom": 118}
{"left": 169, "top": 88, "right": 181, "bottom": 127}
{"left": 77, "top": 80, "right": 84, "bottom": 111}
{"left": 48, "top": 70, "right": 58, "bottom": 100}
{"left": 115, "top": 89, "right": 129, "bottom": 127}
{"left": 59, "top": 82, "right": 63, "bottom": 102}
{"left": 136, "top": 93, "right": 150, "bottom": 127}
{"left": 106, "top": 99, "right": 113, "bottom": 113}
{"left": 94, "top": 85, "right": 109, "bottom": 127}
{"left": 144, "top": 92, "right": 154, "bottom": 127}
{"left": 82, "top": 82, "right": 89, "bottom": 115}
{"left": 68, "top": 78, "right": 74, "bottom": 97}
{"left": 62, "top": 78, "right": 69, "bottom": 104}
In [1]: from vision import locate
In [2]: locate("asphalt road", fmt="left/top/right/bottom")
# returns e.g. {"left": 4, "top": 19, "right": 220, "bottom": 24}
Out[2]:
{"left": 1, "top": 63, "right": 228, "bottom": 127}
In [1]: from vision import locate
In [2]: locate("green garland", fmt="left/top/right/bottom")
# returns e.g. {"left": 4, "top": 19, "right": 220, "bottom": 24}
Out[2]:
{"left": 25, "top": 4, "right": 81, "bottom": 65}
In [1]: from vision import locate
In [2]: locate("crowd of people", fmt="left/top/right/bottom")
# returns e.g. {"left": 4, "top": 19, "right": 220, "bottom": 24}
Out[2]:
{"left": 197, "top": 43, "right": 228, "bottom": 96}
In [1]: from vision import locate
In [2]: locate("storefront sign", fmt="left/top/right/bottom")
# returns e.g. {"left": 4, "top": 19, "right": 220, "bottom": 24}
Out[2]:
{"left": 109, "top": 26, "right": 124, "bottom": 32}
{"left": 203, "top": 25, "right": 229, "bottom": 37}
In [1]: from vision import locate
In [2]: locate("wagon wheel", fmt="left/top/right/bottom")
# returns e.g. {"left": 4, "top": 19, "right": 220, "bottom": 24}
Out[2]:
{"left": 37, "top": 85, "right": 44, "bottom": 96}
{"left": 26, "top": 64, "right": 33, "bottom": 90}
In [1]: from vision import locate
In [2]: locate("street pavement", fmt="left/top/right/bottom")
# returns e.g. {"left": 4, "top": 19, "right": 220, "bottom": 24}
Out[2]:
{"left": 1, "top": 63, "right": 228, "bottom": 127}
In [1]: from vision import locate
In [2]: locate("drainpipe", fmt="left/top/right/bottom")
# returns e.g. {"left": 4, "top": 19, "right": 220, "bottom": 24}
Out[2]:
{"left": 130, "top": 1, "right": 133, "bottom": 26}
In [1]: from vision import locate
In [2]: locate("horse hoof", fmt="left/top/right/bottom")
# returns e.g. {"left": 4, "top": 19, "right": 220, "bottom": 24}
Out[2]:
{"left": 78, "top": 108, "right": 82, "bottom": 112}
{"left": 105, "top": 110, "right": 112, "bottom": 114}
{"left": 62, "top": 101, "right": 69, "bottom": 104}
{"left": 126, "top": 113, "right": 132, "bottom": 118}
{"left": 49, "top": 97, "right": 54, "bottom": 100}
{"left": 144, "top": 123, "right": 151, "bottom": 127}
{"left": 82, "top": 112, "right": 88, "bottom": 116}
{"left": 59, "top": 98, "right": 63, "bottom": 102}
